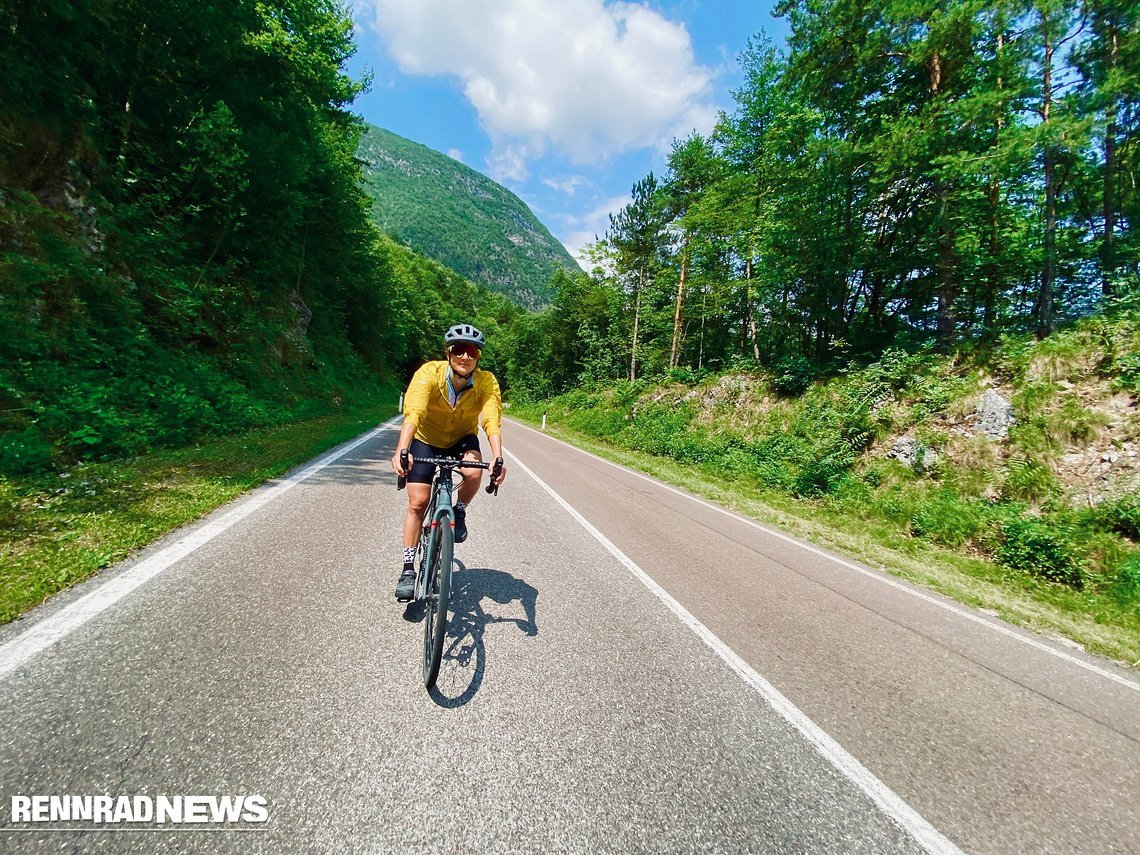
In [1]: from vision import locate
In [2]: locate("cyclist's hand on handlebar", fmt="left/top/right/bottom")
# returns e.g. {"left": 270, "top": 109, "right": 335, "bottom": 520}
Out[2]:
{"left": 488, "top": 457, "right": 506, "bottom": 487}
{"left": 484, "top": 458, "right": 502, "bottom": 494}
{"left": 391, "top": 448, "right": 413, "bottom": 478}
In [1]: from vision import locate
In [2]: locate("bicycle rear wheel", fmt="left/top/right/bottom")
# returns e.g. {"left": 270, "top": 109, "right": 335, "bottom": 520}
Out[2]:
{"left": 422, "top": 516, "right": 454, "bottom": 688}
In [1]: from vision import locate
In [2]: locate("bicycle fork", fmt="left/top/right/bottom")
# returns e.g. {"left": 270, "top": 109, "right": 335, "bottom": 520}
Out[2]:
{"left": 416, "top": 506, "right": 454, "bottom": 601}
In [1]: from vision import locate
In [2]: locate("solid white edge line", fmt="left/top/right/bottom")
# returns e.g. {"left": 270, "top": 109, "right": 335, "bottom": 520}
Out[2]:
{"left": 506, "top": 448, "right": 963, "bottom": 855}
{"left": 0, "top": 417, "right": 402, "bottom": 682}
{"left": 507, "top": 418, "right": 1140, "bottom": 693}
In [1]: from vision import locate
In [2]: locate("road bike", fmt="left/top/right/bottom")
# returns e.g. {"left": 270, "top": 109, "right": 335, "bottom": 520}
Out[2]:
{"left": 398, "top": 450, "right": 503, "bottom": 689}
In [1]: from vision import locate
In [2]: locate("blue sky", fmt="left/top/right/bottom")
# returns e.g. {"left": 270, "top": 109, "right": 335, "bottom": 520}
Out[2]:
{"left": 346, "top": 1, "right": 791, "bottom": 265}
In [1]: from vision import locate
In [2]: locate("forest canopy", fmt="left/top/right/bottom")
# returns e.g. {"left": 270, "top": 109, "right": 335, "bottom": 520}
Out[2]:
{"left": 506, "top": 0, "right": 1139, "bottom": 399}
{"left": 0, "top": 0, "right": 518, "bottom": 472}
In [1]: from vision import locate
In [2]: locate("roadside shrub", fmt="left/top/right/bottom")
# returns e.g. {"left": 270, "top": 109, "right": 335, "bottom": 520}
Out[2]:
{"left": 910, "top": 370, "right": 968, "bottom": 423}
{"left": 1025, "top": 331, "right": 1091, "bottom": 383}
{"left": 910, "top": 490, "right": 986, "bottom": 547}
{"left": 667, "top": 366, "right": 706, "bottom": 385}
{"left": 1113, "top": 352, "right": 1140, "bottom": 392}
{"left": 1045, "top": 395, "right": 1108, "bottom": 447}
{"left": 713, "top": 440, "right": 761, "bottom": 483}
{"left": 1001, "top": 456, "right": 1060, "bottom": 503}
{"left": 1096, "top": 494, "right": 1140, "bottom": 541}
{"left": 844, "top": 347, "right": 930, "bottom": 407}
{"left": 668, "top": 431, "right": 714, "bottom": 464}
{"left": 823, "top": 472, "right": 874, "bottom": 513}
{"left": 611, "top": 380, "right": 647, "bottom": 409}
{"left": 749, "top": 436, "right": 798, "bottom": 491}
{"left": 793, "top": 447, "right": 856, "bottom": 497}
{"left": 997, "top": 517, "right": 1084, "bottom": 588}
{"left": 1107, "top": 553, "right": 1140, "bottom": 608}
{"left": 46, "top": 389, "right": 143, "bottom": 460}
{"left": 771, "top": 356, "right": 816, "bottom": 397}
{"left": 0, "top": 426, "right": 54, "bottom": 474}
{"left": 860, "top": 464, "right": 885, "bottom": 488}
{"left": 623, "top": 403, "right": 693, "bottom": 456}
{"left": 867, "top": 483, "right": 920, "bottom": 528}
{"left": 572, "top": 407, "right": 627, "bottom": 439}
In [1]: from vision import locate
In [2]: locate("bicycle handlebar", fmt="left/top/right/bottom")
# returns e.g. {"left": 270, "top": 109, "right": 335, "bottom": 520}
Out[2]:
{"left": 396, "top": 450, "right": 502, "bottom": 496}
{"left": 413, "top": 456, "right": 492, "bottom": 469}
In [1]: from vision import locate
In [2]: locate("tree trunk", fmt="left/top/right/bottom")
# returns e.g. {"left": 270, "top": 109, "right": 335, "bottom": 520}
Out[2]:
{"left": 669, "top": 238, "right": 689, "bottom": 370}
{"left": 746, "top": 257, "right": 761, "bottom": 361}
{"left": 936, "top": 198, "right": 957, "bottom": 350}
{"left": 1102, "top": 20, "right": 1119, "bottom": 299}
{"left": 698, "top": 288, "right": 706, "bottom": 370}
{"left": 1037, "top": 20, "right": 1056, "bottom": 338}
{"left": 294, "top": 222, "right": 308, "bottom": 291}
{"left": 1040, "top": 152, "right": 1056, "bottom": 337}
{"left": 630, "top": 265, "right": 643, "bottom": 382}
{"left": 984, "top": 176, "right": 1000, "bottom": 335}
{"left": 117, "top": 22, "right": 150, "bottom": 174}
{"left": 1103, "top": 113, "right": 1116, "bottom": 298}
{"left": 929, "top": 51, "right": 957, "bottom": 351}
{"left": 193, "top": 218, "right": 232, "bottom": 288}
{"left": 982, "top": 32, "right": 1005, "bottom": 339}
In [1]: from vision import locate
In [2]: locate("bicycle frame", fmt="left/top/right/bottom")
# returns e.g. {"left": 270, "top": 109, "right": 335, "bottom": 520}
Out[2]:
{"left": 416, "top": 467, "right": 457, "bottom": 600}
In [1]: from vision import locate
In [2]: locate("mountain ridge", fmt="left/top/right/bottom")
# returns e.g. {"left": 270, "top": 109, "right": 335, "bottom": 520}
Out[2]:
{"left": 358, "top": 125, "right": 577, "bottom": 309}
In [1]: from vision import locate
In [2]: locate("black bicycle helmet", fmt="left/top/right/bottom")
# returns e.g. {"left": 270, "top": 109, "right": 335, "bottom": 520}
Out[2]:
{"left": 444, "top": 323, "right": 486, "bottom": 349}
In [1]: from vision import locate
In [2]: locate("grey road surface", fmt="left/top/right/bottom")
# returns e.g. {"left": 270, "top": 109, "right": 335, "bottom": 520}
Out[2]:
{"left": 503, "top": 418, "right": 1140, "bottom": 855}
{"left": 0, "top": 417, "right": 1135, "bottom": 854}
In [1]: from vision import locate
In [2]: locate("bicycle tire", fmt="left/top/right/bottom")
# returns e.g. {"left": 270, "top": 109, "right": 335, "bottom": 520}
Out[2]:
{"left": 422, "top": 514, "right": 454, "bottom": 688}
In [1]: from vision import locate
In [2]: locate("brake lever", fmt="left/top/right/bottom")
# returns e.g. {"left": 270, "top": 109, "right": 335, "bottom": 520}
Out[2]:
{"left": 485, "top": 457, "right": 504, "bottom": 495}
{"left": 397, "top": 449, "right": 408, "bottom": 491}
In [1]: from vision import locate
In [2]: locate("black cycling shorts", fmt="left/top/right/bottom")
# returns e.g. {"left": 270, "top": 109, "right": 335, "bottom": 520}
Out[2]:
{"left": 406, "top": 435, "right": 481, "bottom": 484}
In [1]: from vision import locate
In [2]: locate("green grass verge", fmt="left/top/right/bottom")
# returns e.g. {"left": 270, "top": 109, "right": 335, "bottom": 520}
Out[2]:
{"left": 0, "top": 396, "right": 398, "bottom": 625}
{"left": 509, "top": 411, "right": 1140, "bottom": 668}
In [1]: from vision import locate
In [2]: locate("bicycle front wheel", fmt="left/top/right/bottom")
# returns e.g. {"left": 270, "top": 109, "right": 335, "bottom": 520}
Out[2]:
{"left": 422, "top": 516, "right": 454, "bottom": 688}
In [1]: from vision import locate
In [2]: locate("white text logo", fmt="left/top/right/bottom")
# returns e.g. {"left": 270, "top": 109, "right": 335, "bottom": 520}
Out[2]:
{"left": 9, "top": 795, "right": 269, "bottom": 825}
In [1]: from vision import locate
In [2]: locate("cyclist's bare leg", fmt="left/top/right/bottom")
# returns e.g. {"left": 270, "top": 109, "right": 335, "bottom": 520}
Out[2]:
{"left": 404, "top": 483, "right": 430, "bottom": 547}
{"left": 458, "top": 449, "right": 483, "bottom": 505}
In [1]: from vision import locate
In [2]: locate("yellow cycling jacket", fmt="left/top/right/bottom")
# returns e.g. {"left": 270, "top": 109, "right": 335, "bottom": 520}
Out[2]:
{"left": 402, "top": 360, "right": 502, "bottom": 448}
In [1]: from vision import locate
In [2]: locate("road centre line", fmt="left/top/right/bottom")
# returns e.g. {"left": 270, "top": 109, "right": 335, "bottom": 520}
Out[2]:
{"left": 0, "top": 418, "right": 402, "bottom": 682}
{"left": 506, "top": 448, "right": 963, "bottom": 855}
{"left": 508, "top": 419, "right": 1140, "bottom": 693}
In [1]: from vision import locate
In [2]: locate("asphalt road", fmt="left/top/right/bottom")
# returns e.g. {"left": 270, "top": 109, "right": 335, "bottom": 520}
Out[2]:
{"left": 0, "top": 416, "right": 1137, "bottom": 854}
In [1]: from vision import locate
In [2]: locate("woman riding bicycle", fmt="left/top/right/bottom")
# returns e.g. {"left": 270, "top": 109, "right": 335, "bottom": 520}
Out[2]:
{"left": 390, "top": 323, "right": 507, "bottom": 601}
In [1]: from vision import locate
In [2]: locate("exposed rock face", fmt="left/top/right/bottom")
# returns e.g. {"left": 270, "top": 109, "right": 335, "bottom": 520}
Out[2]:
{"left": 887, "top": 436, "right": 940, "bottom": 472}
{"left": 1058, "top": 442, "right": 1140, "bottom": 505}
{"left": 288, "top": 291, "right": 313, "bottom": 355}
{"left": 977, "top": 389, "right": 1015, "bottom": 438}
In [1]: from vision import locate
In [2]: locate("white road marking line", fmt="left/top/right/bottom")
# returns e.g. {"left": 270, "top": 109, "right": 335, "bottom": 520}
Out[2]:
{"left": 509, "top": 419, "right": 1140, "bottom": 693}
{"left": 0, "top": 418, "right": 401, "bottom": 682}
{"left": 507, "top": 448, "right": 963, "bottom": 855}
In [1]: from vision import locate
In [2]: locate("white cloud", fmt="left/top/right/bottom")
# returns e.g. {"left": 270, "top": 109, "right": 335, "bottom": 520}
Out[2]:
{"left": 353, "top": 0, "right": 716, "bottom": 180}
{"left": 447, "top": 148, "right": 464, "bottom": 162}
{"left": 558, "top": 193, "right": 630, "bottom": 265}
{"left": 486, "top": 144, "right": 530, "bottom": 183}
{"left": 542, "top": 175, "right": 588, "bottom": 196}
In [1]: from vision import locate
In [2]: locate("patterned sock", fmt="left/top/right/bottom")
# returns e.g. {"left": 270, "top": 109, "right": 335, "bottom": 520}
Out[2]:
{"left": 455, "top": 501, "right": 467, "bottom": 512}
{"left": 402, "top": 547, "right": 416, "bottom": 565}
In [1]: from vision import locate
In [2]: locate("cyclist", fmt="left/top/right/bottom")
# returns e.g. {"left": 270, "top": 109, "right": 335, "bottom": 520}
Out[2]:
{"left": 390, "top": 323, "right": 507, "bottom": 601}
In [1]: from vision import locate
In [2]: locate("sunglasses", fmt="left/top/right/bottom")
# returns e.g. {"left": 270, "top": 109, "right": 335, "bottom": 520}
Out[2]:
{"left": 448, "top": 343, "right": 481, "bottom": 359}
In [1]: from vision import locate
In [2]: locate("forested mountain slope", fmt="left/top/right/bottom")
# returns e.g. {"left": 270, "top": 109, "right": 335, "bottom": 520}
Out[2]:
{"left": 358, "top": 125, "right": 578, "bottom": 309}
{"left": 0, "top": 1, "right": 520, "bottom": 475}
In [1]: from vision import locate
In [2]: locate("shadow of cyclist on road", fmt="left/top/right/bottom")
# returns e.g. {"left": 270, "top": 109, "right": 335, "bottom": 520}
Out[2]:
{"left": 429, "top": 563, "right": 538, "bottom": 708}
